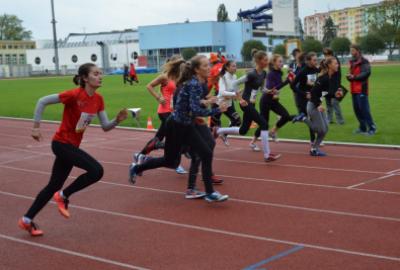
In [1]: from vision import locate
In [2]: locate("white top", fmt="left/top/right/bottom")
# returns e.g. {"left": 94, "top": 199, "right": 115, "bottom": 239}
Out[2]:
{"left": 217, "top": 73, "right": 247, "bottom": 107}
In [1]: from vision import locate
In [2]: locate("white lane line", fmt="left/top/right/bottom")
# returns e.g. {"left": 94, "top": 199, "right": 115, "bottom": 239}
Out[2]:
{"left": 1, "top": 190, "right": 400, "bottom": 263}
{"left": 1, "top": 164, "right": 400, "bottom": 222}
{"left": 0, "top": 234, "right": 150, "bottom": 270}
{"left": 347, "top": 174, "right": 396, "bottom": 189}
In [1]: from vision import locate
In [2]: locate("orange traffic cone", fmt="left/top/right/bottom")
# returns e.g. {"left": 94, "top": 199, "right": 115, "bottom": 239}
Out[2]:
{"left": 250, "top": 121, "right": 258, "bottom": 129}
{"left": 146, "top": 116, "right": 154, "bottom": 130}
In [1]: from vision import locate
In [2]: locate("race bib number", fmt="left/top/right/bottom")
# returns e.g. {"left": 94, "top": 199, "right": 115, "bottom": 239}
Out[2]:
{"left": 250, "top": 89, "right": 258, "bottom": 103}
{"left": 307, "top": 74, "right": 317, "bottom": 84}
{"left": 75, "top": 112, "right": 96, "bottom": 133}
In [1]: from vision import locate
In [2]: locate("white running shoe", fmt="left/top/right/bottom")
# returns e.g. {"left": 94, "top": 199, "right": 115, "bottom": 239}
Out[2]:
{"left": 249, "top": 143, "right": 261, "bottom": 152}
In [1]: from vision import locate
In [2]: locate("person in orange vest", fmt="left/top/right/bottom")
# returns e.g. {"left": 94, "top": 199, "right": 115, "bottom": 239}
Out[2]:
{"left": 129, "top": 63, "right": 139, "bottom": 85}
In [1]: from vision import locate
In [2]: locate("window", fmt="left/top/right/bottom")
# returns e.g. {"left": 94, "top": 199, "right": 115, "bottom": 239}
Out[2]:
{"left": 0, "top": 54, "right": 3, "bottom": 65}
{"left": 52, "top": 56, "right": 55, "bottom": 63}
{"left": 131, "top": 51, "right": 138, "bottom": 59}
{"left": 91, "top": 54, "right": 97, "bottom": 62}
{"left": 8, "top": 45, "right": 12, "bottom": 49}
{"left": 34, "top": 57, "right": 41, "bottom": 65}
{"left": 11, "top": 54, "right": 17, "bottom": 65}
{"left": 110, "top": 53, "right": 117, "bottom": 61}
{"left": 71, "top": 55, "right": 78, "bottom": 63}
{"left": 19, "top": 54, "right": 26, "bottom": 64}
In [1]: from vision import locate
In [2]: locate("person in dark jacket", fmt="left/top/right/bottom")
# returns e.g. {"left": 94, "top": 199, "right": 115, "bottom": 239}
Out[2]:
{"left": 347, "top": 44, "right": 376, "bottom": 135}
{"left": 323, "top": 48, "right": 344, "bottom": 125}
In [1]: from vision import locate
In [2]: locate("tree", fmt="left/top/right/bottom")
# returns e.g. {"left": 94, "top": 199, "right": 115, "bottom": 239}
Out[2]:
{"left": 359, "top": 33, "right": 386, "bottom": 55}
{"left": 181, "top": 48, "right": 197, "bottom": 60}
{"left": 301, "top": 37, "right": 323, "bottom": 55}
{"left": 370, "top": 23, "right": 398, "bottom": 57}
{"left": 322, "top": 17, "right": 337, "bottom": 47}
{"left": 273, "top": 44, "right": 286, "bottom": 56}
{"left": 241, "top": 40, "right": 266, "bottom": 62}
{"left": 368, "top": 0, "right": 400, "bottom": 56}
{"left": 0, "top": 14, "right": 32, "bottom": 40}
{"left": 330, "top": 37, "right": 351, "bottom": 58}
{"left": 217, "top": 4, "right": 230, "bottom": 22}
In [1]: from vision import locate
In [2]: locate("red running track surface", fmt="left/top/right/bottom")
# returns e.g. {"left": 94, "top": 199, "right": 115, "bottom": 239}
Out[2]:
{"left": 0, "top": 118, "right": 400, "bottom": 270}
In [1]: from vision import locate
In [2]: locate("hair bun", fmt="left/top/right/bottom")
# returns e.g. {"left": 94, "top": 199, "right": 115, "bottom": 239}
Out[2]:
{"left": 72, "top": 74, "right": 80, "bottom": 85}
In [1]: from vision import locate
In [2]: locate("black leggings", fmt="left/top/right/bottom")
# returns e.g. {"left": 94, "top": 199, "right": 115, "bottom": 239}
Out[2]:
{"left": 295, "top": 93, "right": 316, "bottom": 143}
{"left": 25, "top": 141, "right": 104, "bottom": 219}
{"left": 140, "top": 112, "right": 170, "bottom": 155}
{"left": 255, "top": 94, "right": 295, "bottom": 138}
{"left": 239, "top": 103, "right": 267, "bottom": 135}
{"left": 188, "top": 124, "right": 216, "bottom": 190}
{"left": 211, "top": 103, "right": 242, "bottom": 128}
{"left": 136, "top": 118, "right": 215, "bottom": 194}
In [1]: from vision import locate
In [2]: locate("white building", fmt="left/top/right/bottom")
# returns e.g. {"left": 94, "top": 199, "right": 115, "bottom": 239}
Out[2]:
{"left": 27, "top": 29, "right": 140, "bottom": 74}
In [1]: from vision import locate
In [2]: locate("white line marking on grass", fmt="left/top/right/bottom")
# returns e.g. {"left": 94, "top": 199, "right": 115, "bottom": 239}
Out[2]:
{"left": 1, "top": 116, "right": 400, "bottom": 149}
{"left": 0, "top": 234, "right": 150, "bottom": 270}
{"left": 1, "top": 190, "right": 400, "bottom": 263}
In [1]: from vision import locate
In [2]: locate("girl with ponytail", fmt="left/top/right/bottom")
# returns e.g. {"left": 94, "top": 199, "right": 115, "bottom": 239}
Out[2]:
{"left": 294, "top": 57, "right": 343, "bottom": 156}
{"left": 19, "top": 63, "right": 128, "bottom": 236}
{"left": 217, "top": 49, "right": 281, "bottom": 162}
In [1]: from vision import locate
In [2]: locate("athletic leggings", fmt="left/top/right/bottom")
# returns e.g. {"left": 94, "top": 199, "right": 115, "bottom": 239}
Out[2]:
{"left": 188, "top": 123, "right": 216, "bottom": 190}
{"left": 140, "top": 112, "right": 171, "bottom": 155}
{"left": 304, "top": 102, "right": 329, "bottom": 150}
{"left": 239, "top": 103, "right": 267, "bottom": 135}
{"left": 295, "top": 93, "right": 316, "bottom": 143}
{"left": 25, "top": 141, "right": 104, "bottom": 219}
{"left": 135, "top": 118, "right": 215, "bottom": 194}
{"left": 211, "top": 103, "right": 241, "bottom": 128}
{"left": 255, "top": 94, "right": 295, "bottom": 138}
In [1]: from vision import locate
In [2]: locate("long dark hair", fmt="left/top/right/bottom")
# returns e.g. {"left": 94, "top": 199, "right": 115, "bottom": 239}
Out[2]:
{"left": 73, "top": 63, "right": 96, "bottom": 88}
{"left": 220, "top": 60, "right": 234, "bottom": 76}
{"left": 176, "top": 55, "right": 207, "bottom": 88}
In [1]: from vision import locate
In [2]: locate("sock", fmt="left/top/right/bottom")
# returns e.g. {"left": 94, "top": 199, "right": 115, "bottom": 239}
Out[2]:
{"left": 217, "top": 127, "right": 240, "bottom": 136}
{"left": 22, "top": 216, "right": 32, "bottom": 224}
{"left": 260, "top": 130, "right": 270, "bottom": 158}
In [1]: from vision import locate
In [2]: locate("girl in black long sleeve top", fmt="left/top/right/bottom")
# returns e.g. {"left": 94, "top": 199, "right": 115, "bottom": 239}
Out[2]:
{"left": 297, "top": 57, "right": 343, "bottom": 156}
{"left": 291, "top": 52, "right": 320, "bottom": 144}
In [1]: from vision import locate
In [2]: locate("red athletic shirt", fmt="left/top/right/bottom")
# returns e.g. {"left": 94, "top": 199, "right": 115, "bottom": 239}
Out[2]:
{"left": 207, "top": 62, "right": 224, "bottom": 93}
{"left": 157, "top": 80, "right": 176, "bottom": 114}
{"left": 53, "top": 88, "right": 104, "bottom": 147}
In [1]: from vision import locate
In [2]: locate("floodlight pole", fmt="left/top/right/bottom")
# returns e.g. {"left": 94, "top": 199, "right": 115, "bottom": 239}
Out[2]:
{"left": 51, "top": 0, "right": 60, "bottom": 75}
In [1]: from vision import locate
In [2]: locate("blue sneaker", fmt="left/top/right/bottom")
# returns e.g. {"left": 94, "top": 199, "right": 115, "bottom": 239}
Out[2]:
{"left": 292, "top": 113, "right": 306, "bottom": 123}
{"left": 129, "top": 163, "right": 138, "bottom": 185}
{"left": 204, "top": 191, "right": 229, "bottom": 202}
{"left": 176, "top": 165, "right": 187, "bottom": 174}
{"left": 310, "top": 149, "right": 327, "bottom": 157}
{"left": 133, "top": 153, "right": 147, "bottom": 176}
{"left": 366, "top": 129, "right": 376, "bottom": 136}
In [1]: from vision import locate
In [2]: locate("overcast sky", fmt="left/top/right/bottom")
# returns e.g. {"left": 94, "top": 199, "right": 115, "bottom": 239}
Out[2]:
{"left": 0, "top": 0, "right": 381, "bottom": 39}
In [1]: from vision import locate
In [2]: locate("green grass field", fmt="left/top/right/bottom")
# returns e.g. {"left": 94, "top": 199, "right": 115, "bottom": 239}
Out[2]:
{"left": 0, "top": 65, "right": 399, "bottom": 145}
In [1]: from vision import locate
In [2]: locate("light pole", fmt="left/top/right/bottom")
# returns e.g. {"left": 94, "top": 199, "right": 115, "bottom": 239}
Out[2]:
{"left": 50, "top": 0, "right": 60, "bottom": 75}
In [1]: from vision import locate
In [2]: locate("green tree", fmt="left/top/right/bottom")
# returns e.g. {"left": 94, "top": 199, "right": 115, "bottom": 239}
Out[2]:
{"left": 181, "top": 48, "right": 197, "bottom": 60}
{"left": 359, "top": 33, "right": 386, "bottom": 55}
{"left": 322, "top": 17, "right": 337, "bottom": 47}
{"left": 217, "top": 4, "right": 230, "bottom": 22}
{"left": 0, "top": 14, "right": 32, "bottom": 40}
{"left": 273, "top": 44, "right": 286, "bottom": 56}
{"left": 330, "top": 37, "right": 351, "bottom": 58}
{"left": 241, "top": 40, "right": 266, "bottom": 61}
{"left": 368, "top": 0, "right": 400, "bottom": 56}
{"left": 301, "top": 37, "right": 323, "bottom": 55}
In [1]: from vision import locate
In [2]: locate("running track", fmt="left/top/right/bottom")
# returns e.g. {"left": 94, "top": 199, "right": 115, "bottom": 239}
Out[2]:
{"left": 1, "top": 118, "right": 400, "bottom": 270}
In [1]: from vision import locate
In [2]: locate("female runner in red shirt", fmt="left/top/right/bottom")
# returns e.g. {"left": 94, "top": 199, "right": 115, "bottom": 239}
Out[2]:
{"left": 18, "top": 63, "right": 128, "bottom": 236}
